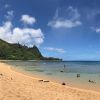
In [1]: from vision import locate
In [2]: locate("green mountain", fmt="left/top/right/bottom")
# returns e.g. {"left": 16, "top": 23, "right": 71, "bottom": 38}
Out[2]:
{"left": 0, "top": 39, "right": 62, "bottom": 61}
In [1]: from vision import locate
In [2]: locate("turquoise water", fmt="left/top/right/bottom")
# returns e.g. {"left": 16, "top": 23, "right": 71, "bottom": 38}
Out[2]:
{"left": 6, "top": 61, "right": 100, "bottom": 92}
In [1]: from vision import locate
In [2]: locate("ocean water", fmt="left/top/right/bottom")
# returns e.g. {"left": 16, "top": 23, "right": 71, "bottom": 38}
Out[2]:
{"left": 6, "top": 61, "right": 100, "bottom": 92}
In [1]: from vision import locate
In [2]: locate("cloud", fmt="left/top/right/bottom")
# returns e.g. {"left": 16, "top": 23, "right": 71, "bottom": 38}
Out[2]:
{"left": 21, "top": 15, "right": 36, "bottom": 25}
{"left": 0, "top": 9, "right": 44, "bottom": 47}
{"left": 44, "top": 47, "right": 66, "bottom": 53}
{"left": 0, "top": 20, "right": 44, "bottom": 47}
{"left": 96, "top": 52, "right": 100, "bottom": 54}
{"left": 12, "top": 27, "right": 44, "bottom": 46}
{"left": 48, "top": 20, "right": 81, "bottom": 28}
{"left": 0, "top": 21, "right": 13, "bottom": 42}
{"left": 48, "top": 6, "right": 82, "bottom": 28}
{"left": 92, "top": 27, "right": 100, "bottom": 33}
{"left": 5, "top": 10, "right": 14, "bottom": 20}
{"left": 90, "top": 26, "right": 100, "bottom": 33}
{"left": 0, "top": 4, "right": 10, "bottom": 12}
{"left": 87, "top": 9, "right": 100, "bottom": 21}
{"left": 4, "top": 4, "right": 10, "bottom": 9}
{"left": 95, "top": 28, "right": 100, "bottom": 33}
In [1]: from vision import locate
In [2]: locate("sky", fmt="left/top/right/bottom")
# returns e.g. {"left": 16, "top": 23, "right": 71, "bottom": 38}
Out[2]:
{"left": 0, "top": 0, "right": 100, "bottom": 60}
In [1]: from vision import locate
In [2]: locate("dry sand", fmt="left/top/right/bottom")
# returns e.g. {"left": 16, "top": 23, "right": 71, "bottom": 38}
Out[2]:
{"left": 0, "top": 62, "right": 100, "bottom": 100}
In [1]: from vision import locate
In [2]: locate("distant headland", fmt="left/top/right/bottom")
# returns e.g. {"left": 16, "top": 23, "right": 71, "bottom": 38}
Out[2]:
{"left": 0, "top": 39, "right": 62, "bottom": 61}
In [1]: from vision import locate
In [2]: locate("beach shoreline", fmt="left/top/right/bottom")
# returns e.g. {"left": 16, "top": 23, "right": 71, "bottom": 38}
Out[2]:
{"left": 10, "top": 63, "right": 100, "bottom": 93}
{"left": 0, "top": 62, "right": 100, "bottom": 100}
{"left": 7, "top": 60, "right": 100, "bottom": 93}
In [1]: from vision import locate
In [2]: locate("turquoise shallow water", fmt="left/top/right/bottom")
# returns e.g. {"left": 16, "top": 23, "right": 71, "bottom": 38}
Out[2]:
{"left": 6, "top": 61, "right": 100, "bottom": 92}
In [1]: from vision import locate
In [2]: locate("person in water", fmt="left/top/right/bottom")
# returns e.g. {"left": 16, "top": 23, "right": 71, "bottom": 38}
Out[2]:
{"left": 60, "top": 65, "right": 66, "bottom": 72}
{"left": 64, "top": 64, "right": 66, "bottom": 69}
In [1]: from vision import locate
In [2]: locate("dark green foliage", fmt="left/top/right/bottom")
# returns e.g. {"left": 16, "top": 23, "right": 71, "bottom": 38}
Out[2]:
{"left": 42, "top": 57, "right": 62, "bottom": 61}
{"left": 0, "top": 39, "right": 43, "bottom": 60}
{"left": 0, "top": 39, "right": 62, "bottom": 61}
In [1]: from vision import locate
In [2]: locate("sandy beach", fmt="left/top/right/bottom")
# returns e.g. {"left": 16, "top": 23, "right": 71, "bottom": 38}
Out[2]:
{"left": 0, "top": 62, "right": 100, "bottom": 100}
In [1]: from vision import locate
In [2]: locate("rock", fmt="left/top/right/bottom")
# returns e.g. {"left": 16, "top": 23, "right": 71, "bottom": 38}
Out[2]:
{"left": 0, "top": 73, "right": 3, "bottom": 76}
{"left": 38, "top": 80, "right": 43, "bottom": 82}
{"left": 62, "top": 82, "right": 66, "bottom": 85}
{"left": 60, "top": 71, "right": 64, "bottom": 72}
{"left": 88, "top": 80, "right": 96, "bottom": 83}
{"left": 43, "top": 80, "right": 49, "bottom": 82}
